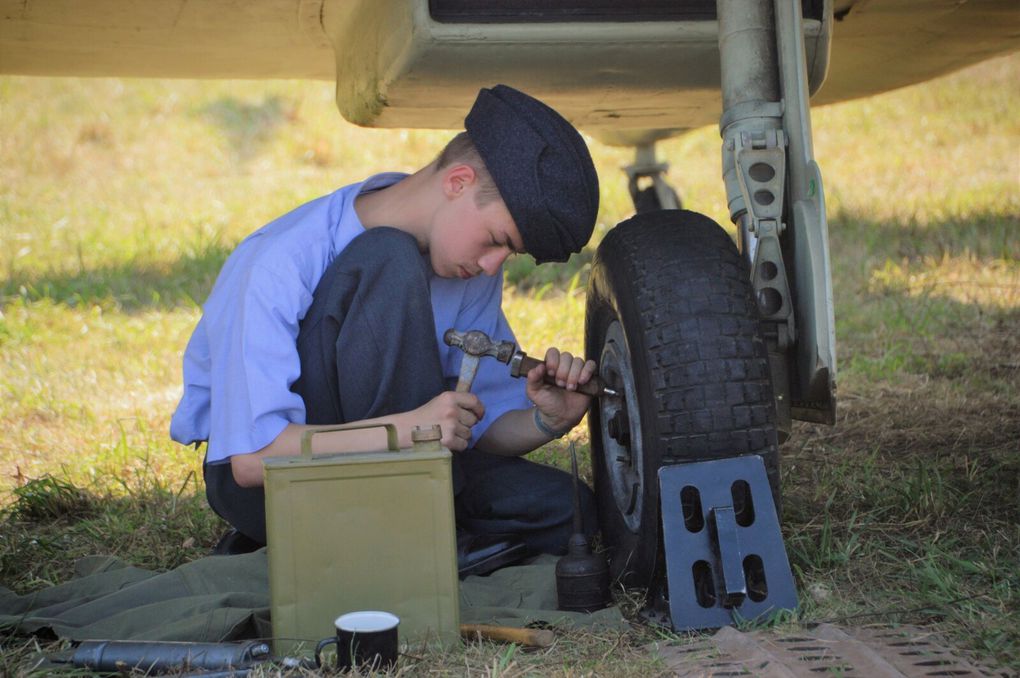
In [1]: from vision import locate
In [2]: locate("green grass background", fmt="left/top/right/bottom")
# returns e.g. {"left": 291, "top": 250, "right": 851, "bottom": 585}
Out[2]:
{"left": 1, "top": 54, "right": 1017, "bottom": 674}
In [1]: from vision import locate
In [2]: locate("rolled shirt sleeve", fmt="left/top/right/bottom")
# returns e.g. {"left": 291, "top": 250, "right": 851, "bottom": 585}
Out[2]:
{"left": 171, "top": 190, "right": 346, "bottom": 463}
{"left": 205, "top": 263, "right": 310, "bottom": 461}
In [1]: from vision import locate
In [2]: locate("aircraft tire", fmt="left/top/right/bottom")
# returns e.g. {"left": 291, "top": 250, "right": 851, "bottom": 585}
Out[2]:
{"left": 585, "top": 209, "right": 780, "bottom": 591}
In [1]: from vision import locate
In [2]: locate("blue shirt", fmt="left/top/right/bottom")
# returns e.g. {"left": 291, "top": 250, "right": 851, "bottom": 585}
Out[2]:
{"left": 171, "top": 173, "right": 529, "bottom": 463}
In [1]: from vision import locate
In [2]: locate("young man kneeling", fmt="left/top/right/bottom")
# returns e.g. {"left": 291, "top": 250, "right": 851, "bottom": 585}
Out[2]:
{"left": 171, "top": 85, "right": 601, "bottom": 572}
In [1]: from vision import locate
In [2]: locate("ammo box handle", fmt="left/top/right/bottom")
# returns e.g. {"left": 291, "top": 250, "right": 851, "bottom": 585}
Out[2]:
{"left": 299, "top": 423, "right": 399, "bottom": 458}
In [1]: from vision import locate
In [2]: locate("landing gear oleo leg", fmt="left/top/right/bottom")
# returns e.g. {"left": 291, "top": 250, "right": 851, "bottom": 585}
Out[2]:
{"left": 625, "top": 142, "right": 681, "bottom": 214}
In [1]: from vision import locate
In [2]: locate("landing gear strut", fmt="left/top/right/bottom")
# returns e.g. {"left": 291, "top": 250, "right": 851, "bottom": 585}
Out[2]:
{"left": 624, "top": 143, "right": 681, "bottom": 214}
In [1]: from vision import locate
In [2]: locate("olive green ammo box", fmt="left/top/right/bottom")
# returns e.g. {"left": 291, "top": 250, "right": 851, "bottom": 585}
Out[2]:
{"left": 263, "top": 425, "right": 459, "bottom": 656}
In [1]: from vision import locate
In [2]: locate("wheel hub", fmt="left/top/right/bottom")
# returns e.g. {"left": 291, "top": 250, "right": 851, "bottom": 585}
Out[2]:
{"left": 598, "top": 320, "right": 644, "bottom": 533}
{"left": 606, "top": 410, "right": 631, "bottom": 448}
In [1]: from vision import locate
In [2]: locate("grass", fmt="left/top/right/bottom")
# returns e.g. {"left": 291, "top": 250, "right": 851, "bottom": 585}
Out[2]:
{"left": 1, "top": 53, "right": 1018, "bottom": 675}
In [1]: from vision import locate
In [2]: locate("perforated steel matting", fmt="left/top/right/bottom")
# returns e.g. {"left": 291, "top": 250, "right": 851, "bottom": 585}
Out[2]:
{"left": 651, "top": 623, "right": 1007, "bottom": 677}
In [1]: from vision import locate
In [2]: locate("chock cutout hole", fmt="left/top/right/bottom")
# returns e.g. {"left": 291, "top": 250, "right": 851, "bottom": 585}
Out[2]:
{"left": 731, "top": 479, "right": 755, "bottom": 526}
{"left": 692, "top": 560, "right": 717, "bottom": 608}
{"left": 681, "top": 485, "right": 704, "bottom": 532}
{"left": 743, "top": 554, "right": 768, "bottom": 602}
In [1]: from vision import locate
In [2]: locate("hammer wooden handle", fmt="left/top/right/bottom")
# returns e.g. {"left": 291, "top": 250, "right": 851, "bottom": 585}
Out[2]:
{"left": 459, "top": 623, "right": 556, "bottom": 648}
{"left": 510, "top": 354, "right": 610, "bottom": 397}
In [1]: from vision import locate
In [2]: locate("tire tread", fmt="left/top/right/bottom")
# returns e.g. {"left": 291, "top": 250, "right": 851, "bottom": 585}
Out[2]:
{"left": 591, "top": 210, "right": 778, "bottom": 463}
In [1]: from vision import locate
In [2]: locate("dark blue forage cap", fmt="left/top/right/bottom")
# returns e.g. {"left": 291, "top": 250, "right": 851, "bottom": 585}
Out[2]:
{"left": 465, "top": 85, "right": 599, "bottom": 264}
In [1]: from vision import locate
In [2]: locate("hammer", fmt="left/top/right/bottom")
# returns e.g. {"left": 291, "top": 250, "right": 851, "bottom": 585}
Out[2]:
{"left": 443, "top": 328, "right": 617, "bottom": 397}
{"left": 444, "top": 329, "right": 516, "bottom": 392}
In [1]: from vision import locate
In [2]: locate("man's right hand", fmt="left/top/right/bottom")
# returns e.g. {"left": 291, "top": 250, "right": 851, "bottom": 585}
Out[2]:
{"left": 232, "top": 391, "right": 485, "bottom": 487}
{"left": 408, "top": 391, "right": 485, "bottom": 451}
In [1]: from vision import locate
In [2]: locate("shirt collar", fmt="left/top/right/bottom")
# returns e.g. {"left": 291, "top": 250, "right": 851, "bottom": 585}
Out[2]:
{"left": 359, "top": 172, "right": 408, "bottom": 196}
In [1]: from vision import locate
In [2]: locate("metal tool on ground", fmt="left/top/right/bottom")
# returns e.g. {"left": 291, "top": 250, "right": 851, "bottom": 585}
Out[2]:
{"left": 66, "top": 639, "right": 274, "bottom": 673}
{"left": 555, "top": 441, "right": 611, "bottom": 613}
{"left": 443, "top": 328, "right": 618, "bottom": 397}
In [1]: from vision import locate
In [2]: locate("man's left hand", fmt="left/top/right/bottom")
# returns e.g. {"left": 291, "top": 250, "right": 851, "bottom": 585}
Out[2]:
{"left": 525, "top": 347, "right": 597, "bottom": 435}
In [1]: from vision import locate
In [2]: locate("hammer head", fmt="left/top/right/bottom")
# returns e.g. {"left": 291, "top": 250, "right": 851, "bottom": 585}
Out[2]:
{"left": 444, "top": 329, "right": 516, "bottom": 363}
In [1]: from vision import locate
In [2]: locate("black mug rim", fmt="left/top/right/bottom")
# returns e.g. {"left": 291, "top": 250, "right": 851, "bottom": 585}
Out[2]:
{"left": 335, "top": 610, "right": 400, "bottom": 633}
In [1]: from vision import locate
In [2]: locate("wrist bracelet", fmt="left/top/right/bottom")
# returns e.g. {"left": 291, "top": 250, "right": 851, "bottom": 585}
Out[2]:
{"left": 534, "top": 408, "right": 571, "bottom": 439}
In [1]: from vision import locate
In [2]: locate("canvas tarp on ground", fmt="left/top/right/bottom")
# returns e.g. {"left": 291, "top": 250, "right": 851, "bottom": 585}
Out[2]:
{"left": 0, "top": 551, "right": 626, "bottom": 643}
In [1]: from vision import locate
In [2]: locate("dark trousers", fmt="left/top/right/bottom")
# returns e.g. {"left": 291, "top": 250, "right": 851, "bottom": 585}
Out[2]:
{"left": 204, "top": 227, "right": 595, "bottom": 555}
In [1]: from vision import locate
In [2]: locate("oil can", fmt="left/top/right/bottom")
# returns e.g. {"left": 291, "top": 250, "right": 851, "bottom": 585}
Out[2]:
{"left": 264, "top": 424, "right": 459, "bottom": 656}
